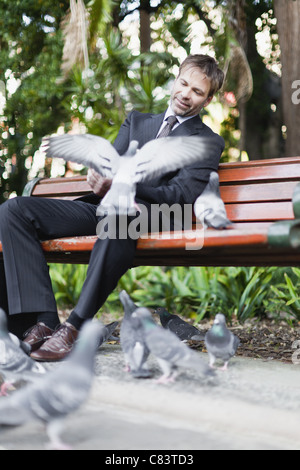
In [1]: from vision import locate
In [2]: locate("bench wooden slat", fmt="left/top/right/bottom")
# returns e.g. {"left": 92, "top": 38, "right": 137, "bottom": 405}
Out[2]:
{"left": 32, "top": 180, "right": 89, "bottom": 197}
{"left": 219, "top": 164, "right": 300, "bottom": 183}
{"left": 226, "top": 201, "right": 294, "bottom": 222}
{"left": 220, "top": 181, "right": 298, "bottom": 203}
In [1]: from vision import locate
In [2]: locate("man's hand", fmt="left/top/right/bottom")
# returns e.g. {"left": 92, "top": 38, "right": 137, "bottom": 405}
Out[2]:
{"left": 87, "top": 169, "right": 112, "bottom": 197}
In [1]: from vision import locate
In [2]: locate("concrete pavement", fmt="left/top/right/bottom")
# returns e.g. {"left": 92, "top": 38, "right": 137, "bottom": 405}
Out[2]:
{"left": 1, "top": 343, "right": 300, "bottom": 450}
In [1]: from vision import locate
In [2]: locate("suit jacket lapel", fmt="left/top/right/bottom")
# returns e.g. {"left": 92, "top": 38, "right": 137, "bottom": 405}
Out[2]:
{"left": 139, "top": 112, "right": 165, "bottom": 146}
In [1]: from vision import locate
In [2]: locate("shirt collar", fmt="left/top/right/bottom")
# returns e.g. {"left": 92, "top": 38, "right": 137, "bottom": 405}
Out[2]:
{"left": 164, "top": 104, "right": 198, "bottom": 124}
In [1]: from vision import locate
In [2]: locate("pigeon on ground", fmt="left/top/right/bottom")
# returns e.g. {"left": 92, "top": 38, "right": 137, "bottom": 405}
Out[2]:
{"left": 0, "top": 320, "right": 104, "bottom": 450}
{"left": 43, "top": 133, "right": 220, "bottom": 216}
{"left": 9, "top": 332, "right": 32, "bottom": 355}
{"left": 0, "top": 309, "right": 46, "bottom": 396}
{"left": 155, "top": 307, "right": 205, "bottom": 342}
{"left": 119, "top": 291, "right": 151, "bottom": 378}
{"left": 205, "top": 313, "right": 240, "bottom": 370}
{"left": 194, "top": 171, "right": 232, "bottom": 229}
{"left": 134, "top": 307, "right": 213, "bottom": 384}
{"left": 98, "top": 321, "right": 119, "bottom": 348}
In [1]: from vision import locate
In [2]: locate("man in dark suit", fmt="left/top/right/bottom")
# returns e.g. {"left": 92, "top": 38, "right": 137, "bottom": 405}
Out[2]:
{"left": 0, "top": 54, "right": 225, "bottom": 361}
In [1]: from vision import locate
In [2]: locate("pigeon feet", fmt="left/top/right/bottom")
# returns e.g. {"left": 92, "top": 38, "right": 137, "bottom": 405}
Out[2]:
{"left": 0, "top": 381, "right": 15, "bottom": 397}
{"left": 154, "top": 372, "right": 178, "bottom": 384}
{"left": 46, "top": 440, "right": 72, "bottom": 451}
{"left": 209, "top": 362, "right": 228, "bottom": 371}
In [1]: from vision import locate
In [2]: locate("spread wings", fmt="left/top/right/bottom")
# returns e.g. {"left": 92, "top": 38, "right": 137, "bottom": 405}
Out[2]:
{"left": 42, "top": 134, "right": 120, "bottom": 178}
{"left": 130, "top": 136, "right": 219, "bottom": 183}
{"left": 43, "top": 133, "right": 220, "bottom": 184}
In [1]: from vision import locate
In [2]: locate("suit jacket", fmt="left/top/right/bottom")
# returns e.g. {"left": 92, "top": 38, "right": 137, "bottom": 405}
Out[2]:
{"left": 113, "top": 110, "right": 225, "bottom": 207}
{"left": 79, "top": 110, "right": 224, "bottom": 207}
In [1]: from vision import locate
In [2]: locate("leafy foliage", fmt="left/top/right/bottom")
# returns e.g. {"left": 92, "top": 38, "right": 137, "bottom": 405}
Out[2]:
{"left": 49, "top": 263, "right": 300, "bottom": 324}
{"left": 0, "top": 0, "right": 71, "bottom": 200}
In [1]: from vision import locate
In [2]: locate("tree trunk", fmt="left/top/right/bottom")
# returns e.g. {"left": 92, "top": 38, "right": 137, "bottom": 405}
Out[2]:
{"left": 274, "top": 0, "right": 300, "bottom": 157}
{"left": 140, "top": 0, "right": 151, "bottom": 53}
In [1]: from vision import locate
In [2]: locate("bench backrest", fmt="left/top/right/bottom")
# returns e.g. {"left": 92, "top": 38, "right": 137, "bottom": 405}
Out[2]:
{"left": 25, "top": 156, "right": 300, "bottom": 227}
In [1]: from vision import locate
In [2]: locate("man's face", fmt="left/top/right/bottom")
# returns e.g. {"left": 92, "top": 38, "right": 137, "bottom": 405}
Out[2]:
{"left": 170, "top": 66, "right": 213, "bottom": 117}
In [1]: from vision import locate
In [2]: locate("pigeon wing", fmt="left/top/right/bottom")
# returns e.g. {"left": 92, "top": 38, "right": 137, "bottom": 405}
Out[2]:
{"left": 131, "top": 136, "right": 219, "bottom": 183}
{"left": 146, "top": 327, "right": 190, "bottom": 364}
{"left": 167, "top": 317, "right": 204, "bottom": 341}
{"left": 0, "top": 339, "right": 44, "bottom": 378}
{"left": 42, "top": 134, "right": 120, "bottom": 178}
{"left": 0, "top": 387, "right": 35, "bottom": 425}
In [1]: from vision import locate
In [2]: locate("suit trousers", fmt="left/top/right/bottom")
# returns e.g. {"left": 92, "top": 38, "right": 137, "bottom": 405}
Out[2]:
{"left": 0, "top": 196, "right": 139, "bottom": 334}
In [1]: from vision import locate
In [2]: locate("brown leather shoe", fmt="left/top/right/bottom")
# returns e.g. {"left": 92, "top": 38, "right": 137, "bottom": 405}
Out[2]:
{"left": 30, "top": 322, "right": 79, "bottom": 362}
{"left": 23, "top": 322, "right": 54, "bottom": 352}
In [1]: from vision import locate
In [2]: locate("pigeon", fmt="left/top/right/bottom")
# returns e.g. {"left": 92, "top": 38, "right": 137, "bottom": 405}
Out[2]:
{"left": 119, "top": 290, "right": 151, "bottom": 378}
{"left": 42, "top": 133, "right": 220, "bottom": 216}
{"left": 155, "top": 307, "right": 205, "bottom": 342}
{"left": 97, "top": 321, "right": 119, "bottom": 348}
{"left": 134, "top": 307, "right": 213, "bottom": 384}
{"left": 9, "top": 332, "right": 32, "bottom": 355}
{"left": 0, "top": 320, "right": 104, "bottom": 450}
{"left": 0, "top": 309, "right": 46, "bottom": 396}
{"left": 205, "top": 313, "right": 240, "bottom": 370}
{"left": 194, "top": 171, "right": 232, "bottom": 229}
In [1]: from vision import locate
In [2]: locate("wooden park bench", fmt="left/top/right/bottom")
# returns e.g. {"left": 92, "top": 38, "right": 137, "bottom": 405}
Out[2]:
{"left": 3, "top": 156, "right": 300, "bottom": 267}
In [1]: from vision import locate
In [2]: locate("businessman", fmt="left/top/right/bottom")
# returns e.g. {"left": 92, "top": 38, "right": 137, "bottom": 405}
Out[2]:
{"left": 0, "top": 54, "right": 225, "bottom": 361}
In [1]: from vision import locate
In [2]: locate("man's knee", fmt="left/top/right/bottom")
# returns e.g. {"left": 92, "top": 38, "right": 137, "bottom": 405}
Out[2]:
{"left": 0, "top": 197, "right": 33, "bottom": 233}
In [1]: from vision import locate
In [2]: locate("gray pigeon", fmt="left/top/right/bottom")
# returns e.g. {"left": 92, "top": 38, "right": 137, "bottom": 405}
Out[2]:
{"left": 155, "top": 307, "right": 205, "bottom": 342}
{"left": 9, "top": 332, "right": 32, "bottom": 355}
{"left": 194, "top": 171, "right": 232, "bottom": 229}
{"left": 119, "top": 291, "right": 151, "bottom": 378}
{"left": 0, "top": 320, "right": 104, "bottom": 450}
{"left": 42, "top": 133, "right": 219, "bottom": 216}
{"left": 0, "top": 309, "right": 46, "bottom": 396}
{"left": 134, "top": 307, "right": 213, "bottom": 384}
{"left": 205, "top": 313, "right": 240, "bottom": 370}
{"left": 97, "top": 321, "right": 119, "bottom": 349}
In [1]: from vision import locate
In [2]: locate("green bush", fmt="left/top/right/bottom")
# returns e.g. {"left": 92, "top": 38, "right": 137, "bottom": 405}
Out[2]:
{"left": 49, "top": 263, "right": 300, "bottom": 324}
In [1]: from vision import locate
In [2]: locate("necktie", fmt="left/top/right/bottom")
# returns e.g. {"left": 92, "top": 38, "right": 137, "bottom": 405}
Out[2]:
{"left": 157, "top": 115, "right": 178, "bottom": 138}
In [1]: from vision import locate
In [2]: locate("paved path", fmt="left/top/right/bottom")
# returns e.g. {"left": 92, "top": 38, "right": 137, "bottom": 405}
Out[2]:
{"left": 1, "top": 344, "right": 300, "bottom": 450}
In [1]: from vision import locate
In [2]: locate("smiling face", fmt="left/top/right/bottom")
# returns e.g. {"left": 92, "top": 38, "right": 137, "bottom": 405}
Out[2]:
{"left": 170, "top": 66, "right": 213, "bottom": 117}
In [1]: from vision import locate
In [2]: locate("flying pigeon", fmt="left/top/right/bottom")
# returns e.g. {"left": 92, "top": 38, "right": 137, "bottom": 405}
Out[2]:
{"left": 119, "top": 291, "right": 151, "bottom": 378}
{"left": 42, "top": 133, "right": 220, "bottom": 216}
{"left": 97, "top": 321, "right": 119, "bottom": 348}
{"left": 194, "top": 171, "right": 232, "bottom": 229}
{"left": 155, "top": 307, "right": 204, "bottom": 342}
{"left": 0, "top": 309, "right": 46, "bottom": 396}
{"left": 134, "top": 307, "right": 213, "bottom": 384}
{"left": 0, "top": 320, "right": 104, "bottom": 450}
{"left": 205, "top": 313, "right": 240, "bottom": 370}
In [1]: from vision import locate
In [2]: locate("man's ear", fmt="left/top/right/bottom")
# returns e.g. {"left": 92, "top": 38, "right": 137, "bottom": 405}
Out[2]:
{"left": 203, "top": 96, "right": 214, "bottom": 107}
